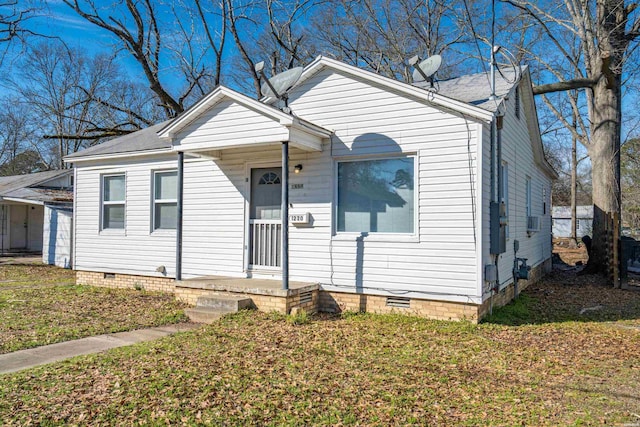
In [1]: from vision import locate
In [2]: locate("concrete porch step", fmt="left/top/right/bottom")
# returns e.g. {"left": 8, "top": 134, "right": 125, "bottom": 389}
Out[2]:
{"left": 184, "top": 307, "right": 230, "bottom": 324}
{"left": 185, "top": 294, "right": 255, "bottom": 324}
{"left": 196, "top": 294, "right": 254, "bottom": 311}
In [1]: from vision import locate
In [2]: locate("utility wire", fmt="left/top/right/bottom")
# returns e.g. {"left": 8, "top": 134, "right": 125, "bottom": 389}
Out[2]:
{"left": 462, "top": 0, "right": 500, "bottom": 111}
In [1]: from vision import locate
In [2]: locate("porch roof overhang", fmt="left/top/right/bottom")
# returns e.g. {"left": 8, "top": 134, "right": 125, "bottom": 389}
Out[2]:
{"left": 157, "top": 86, "right": 333, "bottom": 157}
{"left": 0, "top": 196, "right": 45, "bottom": 206}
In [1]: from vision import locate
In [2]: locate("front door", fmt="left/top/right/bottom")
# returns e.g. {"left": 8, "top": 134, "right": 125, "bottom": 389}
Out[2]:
{"left": 10, "top": 205, "right": 28, "bottom": 249}
{"left": 249, "top": 167, "right": 282, "bottom": 269}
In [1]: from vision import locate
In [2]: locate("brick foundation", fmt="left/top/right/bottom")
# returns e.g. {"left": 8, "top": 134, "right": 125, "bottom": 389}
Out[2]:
{"left": 175, "top": 286, "right": 318, "bottom": 314}
{"left": 76, "top": 270, "right": 176, "bottom": 293}
{"left": 319, "top": 291, "right": 481, "bottom": 321}
{"left": 478, "top": 257, "right": 552, "bottom": 319}
{"left": 76, "top": 257, "right": 551, "bottom": 322}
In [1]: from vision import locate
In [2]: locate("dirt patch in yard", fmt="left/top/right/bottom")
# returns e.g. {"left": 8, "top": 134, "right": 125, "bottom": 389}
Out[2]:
{"left": 553, "top": 238, "right": 589, "bottom": 266}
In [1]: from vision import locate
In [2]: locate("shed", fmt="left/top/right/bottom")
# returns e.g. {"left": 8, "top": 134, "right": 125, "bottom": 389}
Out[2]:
{"left": 551, "top": 205, "right": 593, "bottom": 238}
{"left": 0, "top": 170, "right": 73, "bottom": 267}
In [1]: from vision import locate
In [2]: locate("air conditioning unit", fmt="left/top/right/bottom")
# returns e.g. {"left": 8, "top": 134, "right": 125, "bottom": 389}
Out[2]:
{"left": 527, "top": 216, "right": 540, "bottom": 233}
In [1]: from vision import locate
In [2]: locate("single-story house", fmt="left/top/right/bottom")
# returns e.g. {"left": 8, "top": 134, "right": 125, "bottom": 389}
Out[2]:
{"left": 551, "top": 205, "right": 593, "bottom": 239}
{"left": 65, "top": 56, "right": 557, "bottom": 321}
{"left": 0, "top": 170, "right": 74, "bottom": 267}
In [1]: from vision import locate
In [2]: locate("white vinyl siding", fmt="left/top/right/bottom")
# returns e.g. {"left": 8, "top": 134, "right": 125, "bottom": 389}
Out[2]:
{"left": 526, "top": 176, "right": 532, "bottom": 217}
{"left": 72, "top": 66, "right": 554, "bottom": 305}
{"left": 43, "top": 206, "right": 72, "bottom": 268}
{"left": 102, "top": 174, "right": 125, "bottom": 230}
{"left": 286, "top": 68, "right": 482, "bottom": 302}
{"left": 153, "top": 170, "right": 177, "bottom": 230}
{"left": 482, "top": 79, "right": 554, "bottom": 295}
{"left": 74, "top": 157, "right": 178, "bottom": 277}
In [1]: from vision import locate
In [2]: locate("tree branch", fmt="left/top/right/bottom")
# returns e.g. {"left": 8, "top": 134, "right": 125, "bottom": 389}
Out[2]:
{"left": 42, "top": 129, "right": 134, "bottom": 140}
{"left": 533, "top": 77, "right": 599, "bottom": 94}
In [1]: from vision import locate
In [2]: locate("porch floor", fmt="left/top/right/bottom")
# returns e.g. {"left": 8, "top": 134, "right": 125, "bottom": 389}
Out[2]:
{"left": 176, "top": 276, "right": 319, "bottom": 297}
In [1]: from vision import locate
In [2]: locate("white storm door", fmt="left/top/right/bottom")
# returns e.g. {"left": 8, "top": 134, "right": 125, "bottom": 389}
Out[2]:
{"left": 249, "top": 167, "right": 282, "bottom": 269}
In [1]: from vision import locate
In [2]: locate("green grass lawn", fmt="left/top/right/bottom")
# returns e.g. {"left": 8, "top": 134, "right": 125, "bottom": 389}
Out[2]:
{"left": 1, "top": 269, "right": 640, "bottom": 426}
{"left": 0, "top": 263, "right": 76, "bottom": 286}
{"left": 0, "top": 264, "right": 188, "bottom": 353}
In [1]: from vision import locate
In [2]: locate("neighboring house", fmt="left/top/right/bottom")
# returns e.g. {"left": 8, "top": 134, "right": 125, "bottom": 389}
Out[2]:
{"left": 0, "top": 170, "right": 74, "bottom": 267}
{"left": 552, "top": 205, "right": 593, "bottom": 239}
{"left": 65, "top": 56, "right": 557, "bottom": 321}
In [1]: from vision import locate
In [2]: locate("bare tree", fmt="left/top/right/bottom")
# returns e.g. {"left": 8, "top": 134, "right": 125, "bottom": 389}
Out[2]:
{"left": 0, "top": 97, "right": 46, "bottom": 175}
{"left": 225, "top": 0, "right": 322, "bottom": 97}
{"left": 313, "top": 0, "right": 469, "bottom": 81}
{"left": 497, "top": 0, "right": 640, "bottom": 280}
{"left": 621, "top": 137, "right": 640, "bottom": 231}
{"left": 0, "top": 0, "right": 41, "bottom": 64}
{"left": 62, "top": 0, "right": 227, "bottom": 118}
{"left": 11, "top": 42, "right": 161, "bottom": 167}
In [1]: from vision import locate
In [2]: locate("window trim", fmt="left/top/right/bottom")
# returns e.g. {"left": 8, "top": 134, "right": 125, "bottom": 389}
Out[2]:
{"left": 101, "top": 173, "right": 126, "bottom": 231}
{"left": 152, "top": 169, "right": 178, "bottom": 232}
{"left": 333, "top": 154, "right": 418, "bottom": 240}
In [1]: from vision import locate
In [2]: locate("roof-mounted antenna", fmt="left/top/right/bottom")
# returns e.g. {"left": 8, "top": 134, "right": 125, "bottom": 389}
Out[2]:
{"left": 255, "top": 61, "right": 303, "bottom": 114}
{"left": 489, "top": 46, "right": 500, "bottom": 101}
{"left": 489, "top": 46, "right": 522, "bottom": 101}
{"left": 409, "top": 54, "right": 442, "bottom": 89}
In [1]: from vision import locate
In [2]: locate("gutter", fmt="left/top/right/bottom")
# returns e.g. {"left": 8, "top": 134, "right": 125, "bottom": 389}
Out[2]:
{"left": 0, "top": 197, "right": 46, "bottom": 206}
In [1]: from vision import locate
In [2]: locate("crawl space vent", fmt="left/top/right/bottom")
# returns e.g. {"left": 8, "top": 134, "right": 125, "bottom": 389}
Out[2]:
{"left": 104, "top": 273, "right": 116, "bottom": 279}
{"left": 299, "top": 291, "right": 313, "bottom": 304}
{"left": 386, "top": 297, "right": 410, "bottom": 309}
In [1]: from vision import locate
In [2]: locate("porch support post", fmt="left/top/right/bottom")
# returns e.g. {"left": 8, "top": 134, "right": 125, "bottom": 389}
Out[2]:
{"left": 282, "top": 141, "right": 289, "bottom": 290}
{"left": 176, "top": 151, "right": 184, "bottom": 281}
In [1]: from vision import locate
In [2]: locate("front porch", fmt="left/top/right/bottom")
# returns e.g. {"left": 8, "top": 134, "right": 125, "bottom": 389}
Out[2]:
{"left": 175, "top": 276, "right": 319, "bottom": 315}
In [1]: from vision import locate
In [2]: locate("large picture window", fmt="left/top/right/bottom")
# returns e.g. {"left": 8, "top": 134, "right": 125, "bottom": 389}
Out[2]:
{"left": 102, "top": 174, "right": 125, "bottom": 229}
{"left": 337, "top": 157, "right": 415, "bottom": 233}
{"left": 153, "top": 170, "right": 177, "bottom": 230}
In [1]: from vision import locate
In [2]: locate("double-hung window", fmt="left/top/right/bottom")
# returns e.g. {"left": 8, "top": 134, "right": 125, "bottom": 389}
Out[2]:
{"left": 337, "top": 156, "right": 415, "bottom": 234}
{"left": 153, "top": 170, "right": 177, "bottom": 230}
{"left": 102, "top": 174, "right": 125, "bottom": 230}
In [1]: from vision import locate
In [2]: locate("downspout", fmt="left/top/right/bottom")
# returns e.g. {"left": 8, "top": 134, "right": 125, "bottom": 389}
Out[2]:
{"left": 490, "top": 119, "right": 498, "bottom": 316}
{"left": 488, "top": 42, "right": 505, "bottom": 315}
{"left": 497, "top": 116, "right": 504, "bottom": 210}
{"left": 281, "top": 141, "right": 289, "bottom": 290}
{"left": 493, "top": 115, "right": 504, "bottom": 311}
{"left": 72, "top": 166, "right": 77, "bottom": 268}
{"left": 176, "top": 151, "right": 184, "bottom": 281}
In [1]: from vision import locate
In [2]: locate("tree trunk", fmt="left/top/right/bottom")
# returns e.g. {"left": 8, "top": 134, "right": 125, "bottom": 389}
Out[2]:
{"left": 570, "top": 112, "right": 578, "bottom": 248}
{"left": 587, "top": 76, "right": 621, "bottom": 282}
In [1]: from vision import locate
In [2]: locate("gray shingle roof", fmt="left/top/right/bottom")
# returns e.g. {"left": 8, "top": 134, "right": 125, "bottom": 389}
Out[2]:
{"left": 0, "top": 170, "right": 72, "bottom": 204}
{"left": 0, "top": 170, "right": 70, "bottom": 194}
{"left": 64, "top": 120, "right": 173, "bottom": 160}
{"left": 414, "top": 68, "right": 521, "bottom": 112}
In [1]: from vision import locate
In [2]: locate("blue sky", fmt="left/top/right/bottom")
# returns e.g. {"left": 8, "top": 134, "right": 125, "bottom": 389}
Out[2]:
{"left": 0, "top": 1, "right": 162, "bottom": 94}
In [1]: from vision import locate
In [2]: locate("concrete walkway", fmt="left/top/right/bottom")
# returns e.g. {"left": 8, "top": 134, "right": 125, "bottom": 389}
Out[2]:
{"left": 0, "top": 323, "right": 200, "bottom": 375}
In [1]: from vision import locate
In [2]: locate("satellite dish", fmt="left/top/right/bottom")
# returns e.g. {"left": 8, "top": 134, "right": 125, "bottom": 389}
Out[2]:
{"left": 410, "top": 54, "right": 442, "bottom": 86}
{"left": 259, "top": 66, "right": 303, "bottom": 99}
